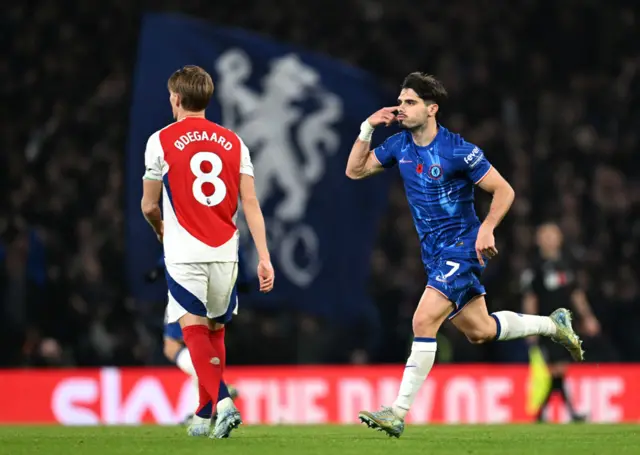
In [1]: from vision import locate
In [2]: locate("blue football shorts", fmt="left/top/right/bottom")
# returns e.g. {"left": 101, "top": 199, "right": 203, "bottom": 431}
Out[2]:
{"left": 425, "top": 252, "right": 486, "bottom": 319}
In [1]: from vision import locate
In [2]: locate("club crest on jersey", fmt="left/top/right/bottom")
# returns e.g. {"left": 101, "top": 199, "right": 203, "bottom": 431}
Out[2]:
{"left": 428, "top": 164, "right": 443, "bottom": 180}
{"left": 215, "top": 49, "right": 343, "bottom": 287}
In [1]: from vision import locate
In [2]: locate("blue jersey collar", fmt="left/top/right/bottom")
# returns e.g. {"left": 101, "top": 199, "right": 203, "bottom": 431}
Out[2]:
{"left": 407, "top": 123, "right": 445, "bottom": 149}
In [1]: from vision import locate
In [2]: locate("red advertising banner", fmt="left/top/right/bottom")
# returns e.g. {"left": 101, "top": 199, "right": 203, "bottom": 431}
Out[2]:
{"left": 0, "top": 365, "right": 637, "bottom": 425}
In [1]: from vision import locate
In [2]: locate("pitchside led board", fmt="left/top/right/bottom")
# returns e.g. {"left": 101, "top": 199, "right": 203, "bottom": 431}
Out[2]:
{"left": 126, "top": 13, "right": 394, "bottom": 322}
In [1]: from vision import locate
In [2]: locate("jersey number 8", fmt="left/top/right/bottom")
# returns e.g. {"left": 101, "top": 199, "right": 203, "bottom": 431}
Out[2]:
{"left": 190, "top": 151, "right": 226, "bottom": 207}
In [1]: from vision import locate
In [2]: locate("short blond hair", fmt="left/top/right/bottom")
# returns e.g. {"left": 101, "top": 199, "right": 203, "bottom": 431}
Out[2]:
{"left": 167, "top": 65, "right": 214, "bottom": 112}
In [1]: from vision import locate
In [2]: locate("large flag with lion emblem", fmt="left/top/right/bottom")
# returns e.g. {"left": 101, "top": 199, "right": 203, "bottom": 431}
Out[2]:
{"left": 126, "top": 13, "right": 393, "bottom": 322}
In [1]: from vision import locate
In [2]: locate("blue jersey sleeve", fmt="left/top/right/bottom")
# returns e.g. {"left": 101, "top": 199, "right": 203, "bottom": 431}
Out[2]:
{"left": 373, "top": 134, "right": 400, "bottom": 168}
{"left": 453, "top": 141, "right": 492, "bottom": 184}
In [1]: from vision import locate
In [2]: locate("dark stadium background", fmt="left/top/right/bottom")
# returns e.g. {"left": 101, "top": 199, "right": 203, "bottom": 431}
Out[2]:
{"left": 2, "top": 0, "right": 638, "bottom": 375}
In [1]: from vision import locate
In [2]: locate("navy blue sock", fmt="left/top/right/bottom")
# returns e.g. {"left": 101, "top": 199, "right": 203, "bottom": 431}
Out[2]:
{"left": 218, "top": 380, "right": 231, "bottom": 402}
{"left": 195, "top": 380, "right": 230, "bottom": 419}
{"left": 195, "top": 401, "right": 213, "bottom": 419}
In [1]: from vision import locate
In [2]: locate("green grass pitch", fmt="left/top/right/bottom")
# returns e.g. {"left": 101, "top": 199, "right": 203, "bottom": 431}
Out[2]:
{"left": 0, "top": 424, "right": 638, "bottom": 455}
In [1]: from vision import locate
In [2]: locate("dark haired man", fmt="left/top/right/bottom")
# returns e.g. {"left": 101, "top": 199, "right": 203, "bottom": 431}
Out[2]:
{"left": 346, "top": 73, "right": 584, "bottom": 437}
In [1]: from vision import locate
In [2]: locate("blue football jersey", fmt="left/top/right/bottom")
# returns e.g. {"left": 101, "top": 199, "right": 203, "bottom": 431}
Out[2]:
{"left": 374, "top": 126, "right": 492, "bottom": 264}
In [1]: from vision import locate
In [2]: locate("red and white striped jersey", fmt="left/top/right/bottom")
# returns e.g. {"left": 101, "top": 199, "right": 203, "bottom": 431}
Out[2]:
{"left": 143, "top": 117, "right": 254, "bottom": 264}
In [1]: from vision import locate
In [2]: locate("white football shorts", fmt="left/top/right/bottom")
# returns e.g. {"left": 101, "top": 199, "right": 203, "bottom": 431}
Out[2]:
{"left": 165, "top": 261, "right": 238, "bottom": 324}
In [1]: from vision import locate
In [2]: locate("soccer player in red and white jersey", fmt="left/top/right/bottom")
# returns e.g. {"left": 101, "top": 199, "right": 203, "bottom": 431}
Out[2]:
{"left": 141, "top": 65, "right": 274, "bottom": 438}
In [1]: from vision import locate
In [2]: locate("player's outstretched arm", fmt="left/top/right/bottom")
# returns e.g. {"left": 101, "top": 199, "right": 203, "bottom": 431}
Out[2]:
{"left": 476, "top": 167, "right": 515, "bottom": 230}
{"left": 239, "top": 173, "right": 274, "bottom": 293}
{"left": 474, "top": 167, "right": 515, "bottom": 265}
{"left": 345, "top": 107, "right": 396, "bottom": 180}
{"left": 141, "top": 179, "right": 164, "bottom": 242}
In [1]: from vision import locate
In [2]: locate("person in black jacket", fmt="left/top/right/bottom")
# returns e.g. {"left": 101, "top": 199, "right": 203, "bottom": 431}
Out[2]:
{"left": 521, "top": 222, "right": 600, "bottom": 422}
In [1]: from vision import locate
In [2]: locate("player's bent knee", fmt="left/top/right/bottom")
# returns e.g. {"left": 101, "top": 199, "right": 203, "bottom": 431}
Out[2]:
{"left": 163, "top": 344, "right": 172, "bottom": 361}
{"left": 163, "top": 338, "right": 182, "bottom": 362}
{"left": 412, "top": 313, "right": 440, "bottom": 338}
{"left": 464, "top": 327, "right": 495, "bottom": 344}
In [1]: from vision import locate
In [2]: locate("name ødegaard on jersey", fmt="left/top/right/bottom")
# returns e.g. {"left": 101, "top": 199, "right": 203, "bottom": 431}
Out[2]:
{"left": 173, "top": 131, "right": 234, "bottom": 151}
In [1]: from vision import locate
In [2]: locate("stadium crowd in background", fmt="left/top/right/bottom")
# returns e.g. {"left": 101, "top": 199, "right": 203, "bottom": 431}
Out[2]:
{"left": 1, "top": 0, "right": 639, "bottom": 367}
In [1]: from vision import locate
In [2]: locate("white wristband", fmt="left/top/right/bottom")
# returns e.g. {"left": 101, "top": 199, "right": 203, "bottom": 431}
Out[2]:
{"left": 358, "top": 120, "right": 375, "bottom": 142}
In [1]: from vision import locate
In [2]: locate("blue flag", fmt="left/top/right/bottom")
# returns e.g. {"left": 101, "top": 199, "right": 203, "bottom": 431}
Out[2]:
{"left": 126, "top": 13, "right": 392, "bottom": 322}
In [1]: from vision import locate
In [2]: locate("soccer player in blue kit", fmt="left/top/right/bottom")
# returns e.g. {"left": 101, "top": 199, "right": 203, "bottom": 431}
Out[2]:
{"left": 346, "top": 73, "right": 584, "bottom": 437}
